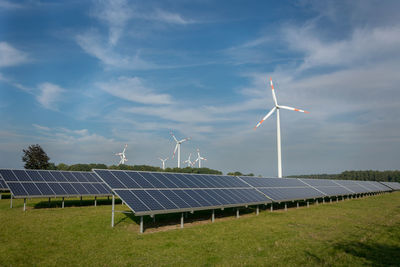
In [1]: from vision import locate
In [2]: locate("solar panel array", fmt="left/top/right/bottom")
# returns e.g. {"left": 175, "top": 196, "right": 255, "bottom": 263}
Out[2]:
{"left": 93, "top": 170, "right": 271, "bottom": 216}
{"left": 380, "top": 181, "right": 400, "bottom": 190}
{"left": 0, "top": 169, "right": 111, "bottom": 198}
{"left": 298, "top": 178, "right": 353, "bottom": 196}
{"left": 0, "top": 175, "right": 8, "bottom": 191}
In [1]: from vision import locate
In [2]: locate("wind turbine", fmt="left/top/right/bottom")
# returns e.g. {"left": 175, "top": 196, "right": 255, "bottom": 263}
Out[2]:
{"left": 254, "top": 78, "right": 309, "bottom": 178}
{"left": 195, "top": 148, "right": 207, "bottom": 168}
{"left": 158, "top": 157, "right": 168, "bottom": 170}
{"left": 183, "top": 153, "right": 195, "bottom": 168}
{"left": 115, "top": 144, "right": 128, "bottom": 165}
{"left": 171, "top": 132, "right": 191, "bottom": 168}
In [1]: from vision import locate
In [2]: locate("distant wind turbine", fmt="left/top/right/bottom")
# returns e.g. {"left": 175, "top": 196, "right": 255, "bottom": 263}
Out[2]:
{"left": 158, "top": 157, "right": 168, "bottom": 170}
{"left": 183, "top": 153, "right": 195, "bottom": 167}
{"left": 195, "top": 149, "right": 207, "bottom": 168}
{"left": 115, "top": 144, "right": 128, "bottom": 165}
{"left": 254, "top": 78, "right": 309, "bottom": 178}
{"left": 171, "top": 132, "right": 191, "bottom": 168}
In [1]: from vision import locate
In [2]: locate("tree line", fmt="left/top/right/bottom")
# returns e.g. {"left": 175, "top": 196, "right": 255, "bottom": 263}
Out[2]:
{"left": 287, "top": 170, "right": 400, "bottom": 183}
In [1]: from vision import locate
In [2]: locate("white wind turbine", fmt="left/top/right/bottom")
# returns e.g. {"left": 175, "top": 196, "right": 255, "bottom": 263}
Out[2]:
{"left": 183, "top": 153, "right": 195, "bottom": 168}
{"left": 195, "top": 148, "right": 207, "bottom": 168}
{"left": 158, "top": 157, "right": 168, "bottom": 170}
{"left": 254, "top": 78, "right": 309, "bottom": 178}
{"left": 171, "top": 132, "right": 191, "bottom": 168}
{"left": 115, "top": 144, "right": 128, "bottom": 165}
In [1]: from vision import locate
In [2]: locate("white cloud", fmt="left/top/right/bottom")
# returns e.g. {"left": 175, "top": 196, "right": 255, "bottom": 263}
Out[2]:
{"left": 0, "top": 0, "right": 24, "bottom": 9}
{"left": 151, "top": 9, "right": 193, "bottom": 24}
{"left": 36, "top": 82, "right": 64, "bottom": 110}
{"left": 97, "top": 76, "right": 172, "bottom": 105}
{"left": 0, "top": 42, "right": 29, "bottom": 67}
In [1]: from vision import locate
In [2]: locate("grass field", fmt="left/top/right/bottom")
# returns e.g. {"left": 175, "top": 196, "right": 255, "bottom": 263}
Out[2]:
{"left": 0, "top": 192, "right": 399, "bottom": 266}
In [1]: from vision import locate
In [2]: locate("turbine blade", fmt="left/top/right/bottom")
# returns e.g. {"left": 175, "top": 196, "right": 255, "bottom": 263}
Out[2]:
{"left": 279, "top": 105, "right": 309, "bottom": 113}
{"left": 180, "top": 137, "right": 191, "bottom": 143}
{"left": 270, "top": 78, "right": 278, "bottom": 106}
{"left": 170, "top": 131, "right": 178, "bottom": 142}
{"left": 254, "top": 106, "right": 276, "bottom": 129}
{"left": 172, "top": 144, "right": 178, "bottom": 158}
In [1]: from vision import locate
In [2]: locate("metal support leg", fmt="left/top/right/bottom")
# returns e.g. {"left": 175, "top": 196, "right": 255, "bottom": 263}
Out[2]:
{"left": 181, "top": 213, "right": 184, "bottom": 228}
{"left": 270, "top": 204, "right": 273, "bottom": 212}
{"left": 48, "top": 197, "right": 51, "bottom": 207}
{"left": 62, "top": 197, "right": 65, "bottom": 208}
{"left": 256, "top": 205, "right": 259, "bottom": 215}
{"left": 297, "top": 202, "right": 299, "bottom": 209}
{"left": 316, "top": 199, "right": 319, "bottom": 205}
{"left": 0, "top": 193, "right": 2, "bottom": 200}
{"left": 94, "top": 196, "right": 97, "bottom": 207}
{"left": 80, "top": 196, "right": 82, "bottom": 204}
{"left": 212, "top": 209, "right": 215, "bottom": 222}
{"left": 111, "top": 195, "right": 115, "bottom": 228}
{"left": 153, "top": 215, "right": 155, "bottom": 223}
{"left": 140, "top": 216, "right": 144, "bottom": 233}
{"left": 323, "top": 198, "right": 325, "bottom": 204}
{"left": 336, "top": 197, "right": 338, "bottom": 203}
{"left": 307, "top": 201, "right": 309, "bottom": 208}
{"left": 108, "top": 196, "right": 110, "bottom": 201}
{"left": 330, "top": 198, "right": 332, "bottom": 204}
{"left": 23, "top": 198, "right": 26, "bottom": 211}
{"left": 236, "top": 208, "right": 240, "bottom": 218}
{"left": 10, "top": 195, "right": 13, "bottom": 208}
{"left": 284, "top": 203, "right": 287, "bottom": 211}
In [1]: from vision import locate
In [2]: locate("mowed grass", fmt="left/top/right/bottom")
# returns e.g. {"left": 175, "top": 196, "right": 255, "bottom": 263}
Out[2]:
{"left": 0, "top": 192, "right": 400, "bottom": 266}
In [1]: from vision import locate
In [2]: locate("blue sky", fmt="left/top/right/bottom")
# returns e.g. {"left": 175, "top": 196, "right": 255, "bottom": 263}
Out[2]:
{"left": 1, "top": 0, "right": 400, "bottom": 176}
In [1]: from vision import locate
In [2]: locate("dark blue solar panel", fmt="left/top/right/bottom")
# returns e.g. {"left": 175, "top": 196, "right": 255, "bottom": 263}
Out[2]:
{"left": 92, "top": 183, "right": 110, "bottom": 194}
{"left": 186, "top": 190, "right": 213, "bottom": 206}
{"left": 259, "top": 187, "right": 323, "bottom": 202}
{"left": 48, "top": 183, "right": 68, "bottom": 195}
{"left": 313, "top": 186, "right": 352, "bottom": 196}
{"left": 110, "top": 171, "right": 140, "bottom": 188}
{"left": 184, "top": 174, "right": 208, "bottom": 188}
{"left": 299, "top": 178, "right": 337, "bottom": 187}
{"left": 152, "top": 173, "right": 178, "bottom": 188}
{"left": 59, "top": 183, "right": 78, "bottom": 195}
{"left": 161, "top": 173, "right": 187, "bottom": 188}
{"left": 380, "top": 182, "right": 400, "bottom": 190}
{"left": 21, "top": 183, "right": 42, "bottom": 196}
{"left": 191, "top": 175, "right": 215, "bottom": 188}
{"left": 240, "top": 177, "right": 305, "bottom": 187}
{"left": 139, "top": 172, "right": 167, "bottom": 188}
{"left": 173, "top": 190, "right": 202, "bottom": 207}
{"left": 35, "top": 183, "right": 55, "bottom": 195}
{"left": 94, "top": 170, "right": 126, "bottom": 188}
{"left": 0, "top": 178, "right": 7, "bottom": 190}
{"left": 8, "top": 182, "right": 27, "bottom": 196}
{"left": 231, "top": 189, "right": 253, "bottom": 203}
{"left": 49, "top": 171, "right": 67, "bottom": 182}
{"left": 25, "top": 170, "right": 45, "bottom": 181}
{"left": 126, "top": 172, "right": 154, "bottom": 188}
{"left": 81, "top": 183, "right": 99, "bottom": 194}
{"left": 86, "top": 173, "right": 99, "bottom": 182}
{"left": 168, "top": 174, "right": 192, "bottom": 188}
{"left": 146, "top": 190, "right": 178, "bottom": 210}
{"left": 195, "top": 190, "right": 221, "bottom": 206}
{"left": 60, "top": 172, "right": 78, "bottom": 182}
{"left": 130, "top": 190, "right": 165, "bottom": 210}
{"left": 38, "top": 171, "right": 56, "bottom": 182}
{"left": 222, "top": 189, "right": 247, "bottom": 203}
{"left": 214, "top": 189, "right": 238, "bottom": 203}
{"left": 159, "top": 190, "right": 191, "bottom": 208}
{"left": 72, "top": 183, "right": 90, "bottom": 195}
{"left": 203, "top": 175, "right": 226, "bottom": 188}
{"left": 0, "top": 170, "right": 18, "bottom": 181}
{"left": 115, "top": 190, "right": 149, "bottom": 212}
{"left": 13, "top": 170, "right": 32, "bottom": 181}
{"left": 72, "top": 172, "right": 88, "bottom": 182}
{"left": 204, "top": 189, "right": 230, "bottom": 205}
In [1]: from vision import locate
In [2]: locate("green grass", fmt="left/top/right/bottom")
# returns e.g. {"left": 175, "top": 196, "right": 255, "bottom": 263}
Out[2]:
{"left": 0, "top": 193, "right": 399, "bottom": 266}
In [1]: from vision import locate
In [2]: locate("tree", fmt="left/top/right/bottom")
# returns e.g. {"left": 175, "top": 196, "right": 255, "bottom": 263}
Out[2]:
{"left": 22, "top": 144, "right": 50, "bottom": 169}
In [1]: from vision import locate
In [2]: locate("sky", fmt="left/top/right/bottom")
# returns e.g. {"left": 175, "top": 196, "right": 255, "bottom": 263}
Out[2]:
{"left": 1, "top": 0, "right": 400, "bottom": 176}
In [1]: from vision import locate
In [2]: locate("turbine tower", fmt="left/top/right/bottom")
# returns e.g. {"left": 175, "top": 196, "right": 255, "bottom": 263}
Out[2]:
{"left": 183, "top": 153, "right": 195, "bottom": 167}
{"left": 158, "top": 157, "right": 168, "bottom": 170}
{"left": 254, "top": 78, "right": 309, "bottom": 178}
{"left": 115, "top": 144, "right": 128, "bottom": 165}
{"left": 195, "top": 149, "right": 207, "bottom": 168}
{"left": 171, "top": 132, "right": 191, "bottom": 168}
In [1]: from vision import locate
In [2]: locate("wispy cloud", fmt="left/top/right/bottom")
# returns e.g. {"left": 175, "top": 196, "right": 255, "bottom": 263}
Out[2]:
{"left": 0, "top": 0, "right": 24, "bottom": 9}
{"left": 150, "top": 9, "right": 194, "bottom": 24}
{"left": 97, "top": 76, "right": 172, "bottom": 105}
{"left": 36, "top": 82, "right": 64, "bottom": 110}
{"left": 0, "top": 42, "right": 30, "bottom": 67}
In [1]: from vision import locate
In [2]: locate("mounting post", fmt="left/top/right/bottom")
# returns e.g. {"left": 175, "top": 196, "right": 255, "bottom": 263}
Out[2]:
{"left": 330, "top": 198, "right": 332, "bottom": 204}
{"left": 270, "top": 204, "right": 273, "bottom": 212}
{"left": 316, "top": 199, "right": 319, "bottom": 205}
{"left": 140, "top": 216, "right": 144, "bottom": 233}
{"left": 212, "top": 209, "right": 215, "bottom": 222}
{"left": 236, "top": 208, "right": 240, "bottom": 218}
{"left": 111, "top": 194, "right": 115, "bottom": 228}
{"left": 297, "top": 202, "right": 299, "bottom": 209}
{"left": 94, "top": 196, "right": 97, "bottom": 207}
{"left": 284, "top": 203, "right": 287, "bottom": 211}
{"left": 23, "top": 198, "right": 26, "bottom": 211}
{"left": 256, "top": 205, "right": 259, "bottom": 215}
{"left": 62, "top": 197, "right": 65, "bottom": 208}
{"left": 10, "top": 195, "right": 13, "bottom": 208}
{"left": 181, "top": 213, "right": 184, "bottom": 228}
{"left": 307, "top": 201, "right": 309, "bottom": 208}
{"left": 323, "top": 198, "right": 325, "bottom": 204}
{"left": 48, "top": 197, "right": 51, "bottom": 207}
{"left": 0, "top": 193, "right": 2, "bottom": 200}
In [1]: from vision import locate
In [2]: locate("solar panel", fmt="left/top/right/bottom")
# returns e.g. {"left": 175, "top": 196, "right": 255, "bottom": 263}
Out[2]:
{"left": 0, "top": 175, "right": 8, "bottom": 191}
{"left": 94, "top": 170, "right": 271, "bottom": 216}
{"left": 0, "top": 169, "right": 111, "bottom": 198}
{"left": 380, "top": 181, "right": 400, "bottom": 190}
{"left": 332, "top": 180, "right": 372, "bottom": 194}
{"left": 238, "top": 176, "right": 326, "bottom": 202}
{"left": 299, "top": 178, "right": 354, "bottom": 196}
